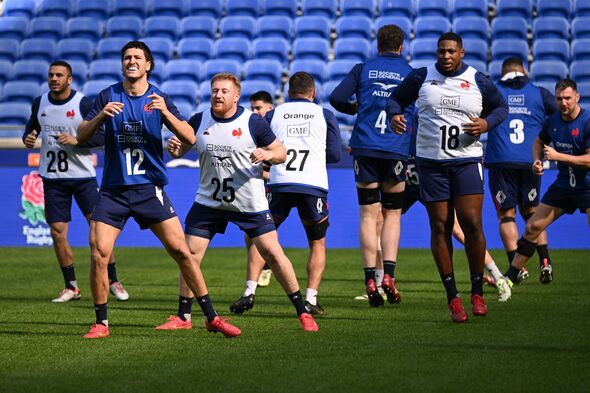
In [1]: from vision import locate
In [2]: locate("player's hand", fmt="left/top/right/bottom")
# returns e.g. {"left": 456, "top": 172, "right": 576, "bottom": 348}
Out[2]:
{"left": 102, "top": 102, "right": 124, "bottom": 117}
{"left": 543, "top": 145, "right": 560, "bottom": 161}
{"left": 167, "top": 135, "right": 183, "bottom": 158}
{"left": 147, "top": 93, "right": 168, "bottom": 114}
{"left": 532, "top": 159, "right": 544, "bottom": 175}
{"left": 462, "top": 116, "right": 488, "bottom": 136}
{"left": 250, "top": 148, "right": 270, "bottom": 164}
{"left": 391, "top": 114, "right": 406, "bottom": 134}
{"left": 57, "top": 133, "right": 78, "bottom": 146}
{"left": 24, "top": 130, "right": 38, "bottom": 148}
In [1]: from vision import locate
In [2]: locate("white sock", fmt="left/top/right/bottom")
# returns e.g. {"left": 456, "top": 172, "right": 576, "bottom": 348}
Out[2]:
{"left": 101, "top": 320, "right": 108, "bottom": 327}
{"left": 306, "top": 288, "right": 318, "bottom": 305}
{"left": 69, "top": 280, "right": 78, "bottom": 289}
{"left": 182, "top": 313, "right": 191, "bottom": 321}
{"left": 243, "top": 280, "right": 258, "bottom": 296}
{"left": 375, "top": 269, "right": 384, "bottom": 286}
{"left": 485, "top": 261, "right": 503, "bottom": 282}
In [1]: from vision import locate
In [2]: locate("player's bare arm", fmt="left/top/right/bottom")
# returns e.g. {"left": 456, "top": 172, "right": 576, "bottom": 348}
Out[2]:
{"left": 251, "top": 139, "right": 286, "bottom": 165}
{"left": 77, "top": 102, "right": 124, "bottom": 144}
{"left": 462, "top": 116, "right": 489, "bottom": 136}
{"left": 57, "top": 133, "right": 78, "bottom": 146}
{"left": 149, "top": 93, "right": 195, "bottom": 145}
{"left": 532, "top": 137, "right": 545, "bottom": 175}
{"left": 167, "top": 135, "right": 193, "bottom": 158}
{"left": 544, "top": 146, "right": 590, "bottom": 169}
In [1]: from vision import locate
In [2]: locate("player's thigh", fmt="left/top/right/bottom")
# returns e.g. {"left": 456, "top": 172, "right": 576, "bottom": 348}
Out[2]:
{"left": 450, "top": 161, "right": 484, "bottom": 198}
{"left": 150, "top": 216, "right": 190, "bottom": 257}
{"left": 72, "top": 179, "right": 99, "bottom": 216}
{"left": 267, "top": 191, "right": 294, "bottom": 224}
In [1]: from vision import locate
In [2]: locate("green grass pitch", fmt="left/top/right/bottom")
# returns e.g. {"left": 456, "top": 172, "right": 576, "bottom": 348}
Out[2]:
{"left": 1, "top": 247, "right": 589, "bottom": 392}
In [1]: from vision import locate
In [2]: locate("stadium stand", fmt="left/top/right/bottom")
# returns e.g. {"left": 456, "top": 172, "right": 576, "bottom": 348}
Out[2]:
{"left": 180, "top": 16, "right": 217, "bottom": 39}
{"left": 56, "top": 38, "right": 94, "bottom": 63}
{"left": 2, "top": 81, "right": 40, "bottom": 104}
{"left": 336, "top": 16, "right": 373, "bottom": 40}
{"left": 0, "top": 16, "right": 29, "bottom": 40}
{"left": 105, "top": 16, "right": 143, "bottom": 39}
{"left": 257, "top": 16, "right": 293, "bottom": 40}
{"left": 575, "top": 0, "right": 590, "bottom": 17}
{"left": 295, "top": 16, "right": 332, "bottom": 40}
{"left": 10, "top": 60, "right": 48, "bottom": 84}
{"left": 66, "top": 17, "right": 102, "bottom": 42}
{"left": 290, "top": 59, "right": 328, "bottom": 84}
{"left": 97, "top": 37, "right": 130, "bottom": 59}
{"left": 226, "top": 0, "right": 260, "bottom": 18}
{"left": 165, "top": 59, "right": 202, "bottom": 83}
{"left": 413, "top": 16, "right": 451, "bottom": 39}
{"left": 187, "top": 0, "right": 223, "bottom": 19}
{"left": 491, "top": 39, "right": 529, "bottom": 65}
{"left": 202, "top": 59, "right": 242, "bottom": 81}
{"left": 252, "top": 37, "right": 290, "bottom": 65}
{"left": 151, "top": 0, "right": 186, "bottom": 18}
{"left": 243, "top": 59, "right": 283, "bottom": 87}
{"left": 75, "top": 0, "right": 110, "bottom": 21}
{"left": 161, "top": 80, "right": 199, "bottom": 107}
{"left": 0, "top": 61, "right": 13, "bottom": 84}
{"left": 333, "top": 38, "right": 371, "bottom": 62}
{"left": 37, "top": 0, "right": 73, "bottom": 19}
{"left": 0, "top": 39, "right": 20, "bottom": 62}
{"left": 20, "top": 38, "right": 56, "bottom": 62}
{"left": 491, "top": 16, "right": 528, "bottom": 40}
{"left": 263, "top": 0, "right": 298, "bottom": 19}
{"left": 89, "top": 59, "right": 123, "bottom": 82}
{"left": 536, "top": 0, "right": 572, "bottom": 20}
{"left": 572, "top": 17, "right": 590, "bottom": 40}
{"left": 452, "top": 16, "right": 489, "bottom": 41}
{"left": 219, "top": 16, "right": 257, "bottom": 40}
{"left": 532, "top": 38, "right": 570, "bottom": 63}
{"left": 327, "top": 59, "right": 358, "bottom": 82}
{"left": 415, "top": 0, "right": 450, "bottom": 18}
{"left": 177, "top": 38, "right": 215, "bottom": 62}
{"left": 532, "top": 17, "right": 570, "bottom": 40}
{"left": 452, "top": 0, "right": 488, "bottom": 18}
{"left": 340, "top": 0, "right": 376, "bottom": 19}
{"left": 379, "top": 0, "right": 413, "bottom": 19}
{"left": 29, "top": 16, "right": 65, "bottom": 40}
{"left": 0, "top": 103, "right": 32, "bottom": 125}
{"left": 374, "top": 16, "right": 411, "bottom": 38}
{"left": 301, "top": 0, "right": 338, "bottom": 19}
{"left": 112, "top": 0, "right": 148, "bottom": 19}
{"left": 3, "top": 0, "right": 37, "bottom": 19}
{"left": 570, "top": 60, "right": 590, "bottom": 83}
{"left": 214, "top": 37, "right": 251, "bottom": 63}
{"left": 495, "top": 0, "right": 532, "bottom": 20}
{"left": 571, "top": 39, "right": 590, "bottom": 61}
{"left": 293, "top": 38, "right": 330, "bottom": 61}
{"left": 144, "top": 16, "right": 180, "bottom": 41}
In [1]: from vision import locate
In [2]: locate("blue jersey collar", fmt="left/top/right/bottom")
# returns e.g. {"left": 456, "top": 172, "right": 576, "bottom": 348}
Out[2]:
{"left": 210, "top": 105, "right": 245, "bottom": 123}
{"left": 435, "top": 62, "right": 468, "bottom": 77}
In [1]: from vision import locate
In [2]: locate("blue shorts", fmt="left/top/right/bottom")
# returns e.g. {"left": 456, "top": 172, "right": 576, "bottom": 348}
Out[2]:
{"left": 541, "top": 185, "right": 590, "bottom": 214}
{"left": 402, "top": 184, "right": 421, "bottom": 214}
{"left": 417, "top": 160, "right": 484, "bottom": 202}
{"left": 353, "top": 156, "right": 406, "bottom": 183}
{"left": 43, "top": 178, "right": 98, "bottom": 224}
{"left": 185, "top": 202, "right": 276, "bottom": 240}
{"left": 488, "top": 167, "right": 541, "bottom": 210}
{"left": 268, "top": 192, "right": 329, "bottom": 224}
{"left": 92, "top": 184, "right": 177, "bottom": 230}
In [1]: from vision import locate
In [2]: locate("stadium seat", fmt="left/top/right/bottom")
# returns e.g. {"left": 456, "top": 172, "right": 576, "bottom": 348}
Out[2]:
{"left": 533, "top": 39, "right": 570, "bottom": 63}
{"left": 187, "top": 0, "right": 222, "bottom": 18}
{"left": 578, "top": 81, "right": 590, "bottom": 109}
{"left": 290, "top": 59, "right": 328, "bottom": 83}
{"left": 452, "top": 17, "right": 489, "bottom": 41}
{"left": 374, "top": 16, "right": 412, "bottom": 39}
{"left": 0, "top": 103, "right": 32, "bottom": 125}
{"left": 97, "top": 37, "right": 130, "bottom": 59}
{"left": 414, "top": 16, "right": 451, "bottom": 39}
{"left": 491, "top": 17, "right": 528, "bottom": 40}
{"left": 410, "top": 38, "right": 438, "bottom": 61}
{"left": 199, "top": 80, "right": 213, "bottom": 103}
{"left": 340, "top": 0, "right": 376, "bottom": 18}
{"left": 301, "top": 0, "right": 338, "bottom": 19}
{"left": 66, "top": 17, "right": 102, "bottom": 42}
{"left": 214, "top": 38, "right": 251, "bottom": 63}
{"left": 466, "top": 60, "right": 487, "bottom": 73}
{"left": 57, "top": 38, "right": 95, "bottom": 63}
{"left": 252, "top": 38, "right": 290, "bottom": 65}
{"left": 75, "top": 0, "right": 110, "bottom": 21}
{"left": 263, "top": 0, "right": 298, "bottom": 18}
{"left": 462, "top": 38, "right": 488, "bottom": 63}
{"left": 20, "top": 38, "right": 56, "bottom": 62}
{"left": 112, "top": 0, "right": 147, "bottom": 18}
{"left": 570, "top": 61, "right": 590, "bottom": 83}
{"left": 3, "top": 0, "right": 36, "bottom": 19}
{"left": 142, "top": 38, "right": 174, "bottom": 63}
{"left": 195, "top": 102, "right": 211, "bottom": 113}
{"left": 144, "top": 16, "right": 180, "bottom": 41}
{"left": 161, "top": 81, "right": 199, "bottom": 107}
{"left": 491, "top": 39, "right": 529, "bottom": 65}
{"left": 151, "top": 0, "right": 186, "bottom": 18}
{"left": 295, "top": 16, "right": 331, "bottom": 40}
{"left": 174, "top": 102, "right": 196, "bottom": 119}
{"left": 105, "top": 16, "right": 143, "bottom": 40}
{"left": 532, "top": 17, "right": 569, "bottom": 40}
{"left": 165, "top": 59, "right": 202, "bottom": 83}
{"left": 324, "top": 102, "right": 356, "bottom": 126}
{"left": 256, "top": 16, "right": 293, "bottom": 40}
{"left": 202, "top": 59, "right": 242, "bottom": 81}
{"left": 28, "top": 16, "right": 65, "bottom": 40}
{"left": 322, "top": 80, "right": 340, "bottom": 101}
{"left": 487, "top": 60, "right": 503, "bottom": 80}
{"left": 379, "top": 0, "right": 413, "bottom": 19}
{"left": 226, "top": 0, "right": 260, "bottom": 17}
{"left": 327, "top": 59, "right": 357, "bottom": 82}
{"left": 68, "top": 60, "right": 88, "bottom": 86}
{"left": 37, "top": 0, "right": 73, "bottom": 19}
{"left": 333, "top": 38, "right": 371, "bottom": 62}
{"left": 571, "top": 39, "right": 590, "bottom": 61}
{"left": 530, "top": 60, "right": 569, "bottom": 84}
{"left": 2, "top": 81, "right": 40, "bottom": 104}
{"left": 83, "top": 80, "right": 117, "bottom": 102}
{"left": 89, "top": 59, "right": 122, "bottom": 82}
{"left": 452, "top": 0, "right": 487, "bottom": 18}
{"left": 495, "top": 0, "right": 532, "bottom": 20}
{"left": 572, "top": 17, "right": 590, "bottom": 40}
{"left": 0, "top": 16, "right": 29, "bottom": 40}
{"left": 536, "top": 0, "right": 571, "bottom": 19}
{"left": 336, "top": 16, "right": 373, "bottom": 40}
{"left": 0, "top": 61, "right": 13, "bottom": 84}
{"left": 240, "top": 80, "right": 277, "bottom": 103}
{"left": 180, "top": 16, "right": 217, "bottom": 40}
{"left": 219, "top": 16, "right": 257, "bottom": 40}
{"left": 415, "top": 0, "right": 450, "bottom": 17}
{"left": 11, "top": 60, "right": 49, "bottom": 84}
{"left": 409, "top": 59, "right": 434, "bottom": 69}
{"left": 177, "top": 38, "right": 215, "bottom": 62}
{"left": 0, "top": 39, "right": 20, "bottom": 62}
{"left": 243, "top": 59, "right": 283, "bottom": 87}
{"left": 293, "top": 38, "right": 330, "bottom": 61}
{"left": 574, "top": 0, "right": 590, "bottom": 17}
{"left": 149, "top": 66, "right": 168, "bottom": 86}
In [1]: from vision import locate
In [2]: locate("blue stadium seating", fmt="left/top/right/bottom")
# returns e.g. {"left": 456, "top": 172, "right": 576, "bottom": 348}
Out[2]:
{"left": 75, "top": 0, "right": 110, "bottom": 21}
{"left": 3, "top": 81, "right": 40, "bottom": 104}
{"left": 0, "top": 61, "right": 13, "bottom": 84}
{"left": 0, "top": 16, "right": 29, "bottom": 40}
{"left": 491, "top": 17, "right": 528, "bottom": 40}
{"left": 0, "top": 39, "right": 20, "bottom": 62}
{"left": 536, "top": 0, "right": 571, "bottom": 19}
{"left": 379, "top": 0, "right": 413, "bottom": 19}
{"left": 96, "top": 37, "right": 130, "bottom": 59}
{"left": 340, "top": 0, "right": 376, "bottom": 18}
{"left": 11, "top": 60, "right": 49, "bottom": 84}
{"left": 491, "top": 39, "right": 529, "bottom": 65}
{"left": 29, "top": 16, "right": 65, "bottom": 40}
{"left": 293, "top": 38, "right": 330, "bottom": 61}
{"left": 226, "top": 0, "right": 260, "bottom": 17}
{"left": 410, "top": 38, "right": 438, "bottom": 61}
{"left": 199, "top": 80, "right": 213, "bottom": 103}
{"left": 180, "top": 16, "right": 217, "bottom": 39}
{"left": 487, "top": 60, "right": 503, "bottom": 80}
{"left": 105, "top": 16, "right": 143, "bottom": 39}
{"left": 68, "top": 59, "right": 88, "bottom": 86}
{"left": 322, "top": 80, "right": 340, "bottom": 102}
{"left": 142, "top": 38, "right": 174, "bottom": 63}
{"left": 219, "top": 16, "right": 257, "bottom": 40}
{"left": 466, "top": 60, "right": 487, "bottom": 73}
{"left": 20, "top": 38, "right": 56, "bottom": 62}
{"left": 57, "top": 38, "right": 94, "bottom": 63}
{"left": 414, "top": 16, "right": 451, "bottom": 39}
{"left": 149, "top": 65, "right": 168, "bottom": 86}
{"left": 452, "top": 0, "right": 487, "bottom": 18}
{"left": 374, "top": 16, "right": 412, "bottom": 39}
{"left": 495, "top": 0, "right": 532, "bottom": 20}
{"left": 214, "top": 37, "right": 251, "bottom": 63}
{"left": 144, "top": 16, "right": 180, "bottom": 41}
{"left": 263, "top": 0, "right": 298, "bottom": 18}
{"left": 570, "top": 61, "right": 590, "bottom": 82}
{"left": 177, "top": 38, "right": 215, "bottom": 62}
{"left": 37, "top": 0, "right": 73, "bottom": 19}
{"left": 295, "top": 16, "right": 331, "bottom": 40}
{"left": 66, "top": 17, "right": 102, "bottom": 42}
{"left": 572, "top": 39, "right": 590, "bottom": 61}
{"left": 83, "top": 80, "right": 116, "bottom": 101}
{"left": 161, "top": 81, "right": 199, "bottom": 107}
{"left": 196, "top": 102, "right": 211, "bottom": 113}
{"left": 301, "top": 0, "right": 338, "bottom": 19}
{"left": 0, "top": 103, "right": 32, "bottom": 125}
{"left": 574, "top": 0, "right": 590, "bottom": 17}
{"left": 333, "top": 38, "right": 371, "bottom": 62}
{"left": 577, "top": 82, "right": 590, "bottom": 109}
{"left": 530, "top": 60, "right": 569, "bottom": 84}
{"left": 151, "top": 0, "right": 186, "bottom": 18}
{"left": 452, "top": 17, "right": 489, "bottom": 41}
{"left": 112, "top": 0, "right": 147, "bottom": 18}
{"left": 572, "top": 17, "right": 590, "bottom": 40}
{"left": 89, "top": 59, "right": 122, "bottom": 82}
{"left": 202, "top": 59, "right": 242, "bottom": 81}
{"left": 409, "top": 59, "right": 433, "bottom": 68}
{"left": 3, "top": 0, "right": 36, "bottom": 19}
{"left": 290, "top": 59, "right": 328, "bottom": 83}
{"left": 462, "top": 38, "right": 488, "bottom": 63}
{"left": 243, "top": 59, "right": 283, "bottom": 87}
{"left": 533, "top": 39, "right": 570, "bottom": 63}
{"left": 324, "top": 102, "right": 356, "bottom": 126}
{"left": 252, "top": 38, "right": 290, "bottom": 65}
{"left": 256, "top": 16, "right": 293, "bottom": 40}
{"left": 336, "top": 16, "right": 373, "bottom": 40}
{"left": 240, "top": 80, "right": 277, "bottom": 102}
{"left": 174, "top": 101, "right": 196, "bottom": 119}
{"left": 532, "top": 17, "right": 569, "bottom": 40}
{"left": 187, "top": 0, "right": 222, "bottom": 18}
{"left": 165, "top": 59, "right": 202, "bottom": 83}
{"left": 327, "top": 59, "right": 357, "bottom": 82}
{"left": 415, "top": 0, "right": 450, "bottom": 17}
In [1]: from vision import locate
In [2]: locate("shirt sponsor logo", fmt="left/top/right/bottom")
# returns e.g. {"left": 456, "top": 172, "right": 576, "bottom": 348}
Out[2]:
{"left": 123, "top": 121, "right": 142, "bottom": 135}
{"left": 206, "top": 144, "right": 233, "bottom": 152}
{"left": 368, "top": 70, "right": 402, "bottom": 80}
{"left": 555, "top": 140, "right": 573, "bottom": 149}
{"left": 283, "top": 113, "right": 315, "bottom": 120}
{"left": 508, "top": 95, "right": 525, "bottom": 106}
{"left": 43, "top": 124, "right": 67, "bottom": 133}
{"left": 211, "top": 155, "right": 233, "bottom": 168}
{"left": 372, "top": 82, "right": 397, "bottom": 97}
{"left": 440, "top": 96, "right": 460, "bottom": 108}
{"left": 287, "top": 122, "right": 310, "bottom": 137}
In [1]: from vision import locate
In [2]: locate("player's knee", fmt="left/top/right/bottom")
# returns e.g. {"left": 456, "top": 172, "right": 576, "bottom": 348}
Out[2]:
{"left": 516, "top": 236, "right": 537, "bottom": 258}
{"left": 381, "top": 192, "right": 404, "bottom": 210}
{"left": 304, "top": 219, "right": 329, "bottom": 241}
{"left": 357, "top": 187, "right": 380, "bottom": 205}
{"left": 499, "top": 216, "right": 516, "bottom": 225}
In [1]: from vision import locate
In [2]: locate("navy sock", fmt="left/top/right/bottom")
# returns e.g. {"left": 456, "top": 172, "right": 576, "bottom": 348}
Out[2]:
{"left": 196, "top": 294, "right": 217, "bottom": 322}
{"left": 440, "top": 273, "right": 459, "bottom": 303}
{"left": 60, "top": 264, "right": 76, "bottom": 290}
{"left": 505, "top": 265, "right": 521, "bottom": 283}
{"left": 288, "top": 290, "right": 307, "bottom": 316}
{"left": 506, "top": 250, "right": 516, "bottom": 265}
{"left": 94, "top": 303, "right": 108, "bottom": 326}
{"left": 537, "top": 245, "right": 550, "bottom": 265}
{"left": 107, "top": 262, "right": 118, "bottom": 284}
{"left": 383, "top": 260, "right": 396, "bottom": 277}
{"left": 470, "top": 273, "right": 484, "bottom": 297}
{"left": 363, "top": 267, "right": 376, "bottom": 285}
{"left": 178, "top": 296, "right": 194, "bottom": 321}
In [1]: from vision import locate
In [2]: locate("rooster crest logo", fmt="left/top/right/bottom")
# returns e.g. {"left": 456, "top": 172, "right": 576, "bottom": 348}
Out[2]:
{"left": 66, "top": 109, "right": 75, "bottom": 119}
{"left": 571, "top": 128, "right": 580, "bottom": 137}
{"left": 232, "top": 128, "right": 243, "bottom": 138}
{"left": 460, "top": 81, "right": 470, "bottom": 90}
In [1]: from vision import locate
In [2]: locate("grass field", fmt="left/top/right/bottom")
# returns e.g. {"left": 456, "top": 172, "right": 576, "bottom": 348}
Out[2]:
{"left": 1, "top": 247, "right": 589, "bottom": 393}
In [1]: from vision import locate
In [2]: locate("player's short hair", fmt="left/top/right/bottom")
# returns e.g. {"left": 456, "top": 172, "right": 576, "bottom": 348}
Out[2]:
{"left": 438, "top": 32, "right": 463, "bottom": 48}
{"left": 49, "top": 60, "right": 72, "bottom": 76}
{"left": 250, "top": 90, "right": 273, "bottom": 104}
{"left": 288, "top": 72, "right": 315, "bottom": 98}
{"left": 377, "top": 24, "right": 405, "bottom": 53}
{"left": 501, "top": 56, "right": 525, "bottom": 75}
{"left": 120, "top": 41, "right": 154, "bottom": 78}
{"left": 211, "top": 72, "right": 241, "bottom": 92}
{"left": 555, "top": 78, "right": 577, "bottom": 92}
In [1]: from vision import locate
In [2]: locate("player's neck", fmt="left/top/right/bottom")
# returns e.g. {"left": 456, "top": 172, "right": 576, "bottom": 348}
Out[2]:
{"left": 213, "top": 106, "right": 238, "bottom": 119}
{"left": 562, "top": 106, "right": 581, "bottom": 122}
{"left": 50, "top": 88, "right": 71, "bottom": 101}
{"left": 123, "top": 78, "right": 149, "bottom": 96}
